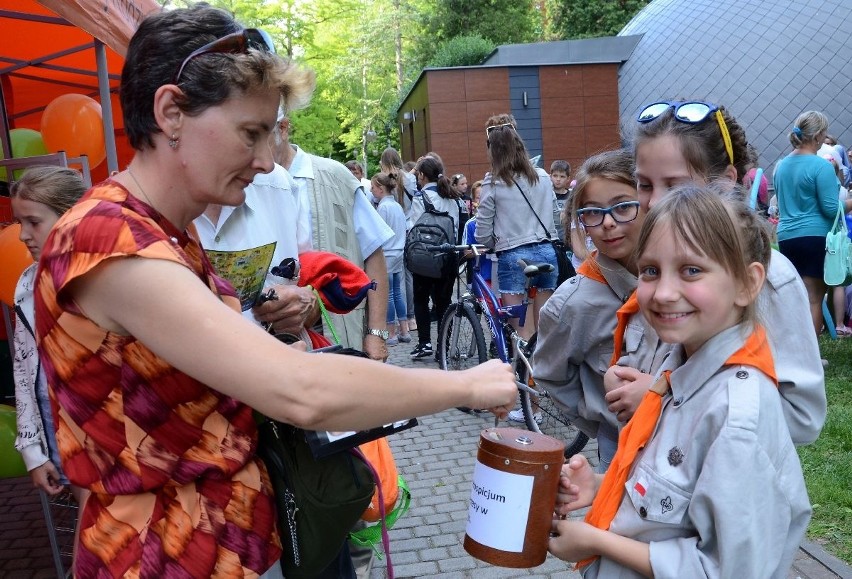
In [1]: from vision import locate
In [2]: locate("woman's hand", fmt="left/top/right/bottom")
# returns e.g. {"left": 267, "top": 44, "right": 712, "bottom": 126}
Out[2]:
{"left": 555, "top": 454, "right": 599, "bottom": 515}
{"left": 30, "top": 461, "right": 64, "bottom": 496}
{"left": 604, "top": 366, "right": 653, "bottom": 423}
{"left": 462, "top": 359, "right": 516, "bottom": 417}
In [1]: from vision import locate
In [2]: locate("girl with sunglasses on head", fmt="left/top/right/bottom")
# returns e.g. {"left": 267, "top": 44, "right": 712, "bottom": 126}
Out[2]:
{"left": 550, "top": 184, "right": 811, "bottom": 579}
{"left": 532, "top": 149, "right": 666, "bottom": 467}
{"left": 603, "top": 100, "right": 825, "bottom": 447}
{"left": 34, "top": 5, "right": 516, "bottom": 578}
{"left": 774, "top": 111, "right": 852, "bottom": 336}
{"left": 475, "top": 113, "right": 559, "bottom": 340}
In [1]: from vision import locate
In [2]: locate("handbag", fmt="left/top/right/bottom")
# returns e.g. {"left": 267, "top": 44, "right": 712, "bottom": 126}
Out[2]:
{"left": 257, "top": 417, "right": 375, "bottom": 579}
{"left": 824, "top": 202, "right": 852, "bottom": 286}
{"left": 513, "top": 182, "right": 576, "bottom": 286}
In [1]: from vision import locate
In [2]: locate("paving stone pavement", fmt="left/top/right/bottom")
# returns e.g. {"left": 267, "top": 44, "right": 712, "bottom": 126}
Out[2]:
{"left": 0, "top": 319, "right": 849, "bottom": 578}
{"left": 372, "top": 321, "right": 852, "bottom": 579}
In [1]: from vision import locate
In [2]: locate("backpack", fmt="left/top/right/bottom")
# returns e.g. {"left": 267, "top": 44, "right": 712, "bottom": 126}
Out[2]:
{"left": 404, "top": 193, "right": 457, "bottom": 278}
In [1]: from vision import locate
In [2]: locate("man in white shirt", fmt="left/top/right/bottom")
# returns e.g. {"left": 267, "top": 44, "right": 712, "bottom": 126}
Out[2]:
{"left": 194, "top": 163, "right": 319, "bottom": 336}
{"left": 274, "top": 111, "right": 392, "bottom": 362}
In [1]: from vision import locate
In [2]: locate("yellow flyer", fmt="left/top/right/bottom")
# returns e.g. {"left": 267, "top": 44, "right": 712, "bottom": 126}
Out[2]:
{"left": 205, "top": 242, "right": 277, "bottom": 311}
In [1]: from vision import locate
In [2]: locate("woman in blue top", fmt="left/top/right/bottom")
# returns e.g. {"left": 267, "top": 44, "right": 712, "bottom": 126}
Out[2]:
{"left": 774, "top": 110, "right": 852, "bottom": 335}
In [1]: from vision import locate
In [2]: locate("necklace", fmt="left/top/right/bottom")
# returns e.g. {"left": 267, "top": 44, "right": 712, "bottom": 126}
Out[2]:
{"left": 126, "top": 166, "right": 156, "bottom": 211}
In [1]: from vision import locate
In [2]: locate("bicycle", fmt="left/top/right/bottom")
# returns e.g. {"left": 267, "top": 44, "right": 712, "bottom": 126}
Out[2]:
{"left": 430, "top": 243, "right": 588, "bottom": 458}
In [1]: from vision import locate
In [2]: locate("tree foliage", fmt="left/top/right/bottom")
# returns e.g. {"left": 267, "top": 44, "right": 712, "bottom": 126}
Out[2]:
{"left": 428, "top": 35, "right": 496, "bottom": 68}
{"left": 430, "top": 0, "right": 541, "bottom": 47}
{"left": 545, "top": 0, "right": 649, "bottom": 39}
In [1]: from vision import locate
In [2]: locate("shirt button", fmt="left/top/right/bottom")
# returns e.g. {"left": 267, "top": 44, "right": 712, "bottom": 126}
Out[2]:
{"left": 672, "top": 397, "right": 683, "bottom": 407}
{"left": 736, "top": 370, "right": 749, "bottom": 379}
{"left": 214, "top": 235, "right": 221, "bottom": 243}
{"left": 639, "top": 507, "right": 647, "bottom": 518}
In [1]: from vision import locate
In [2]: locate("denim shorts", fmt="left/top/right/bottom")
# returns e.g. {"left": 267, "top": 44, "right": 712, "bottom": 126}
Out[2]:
{"left": 497, "top": 241, "right": 558, "bottom": 294}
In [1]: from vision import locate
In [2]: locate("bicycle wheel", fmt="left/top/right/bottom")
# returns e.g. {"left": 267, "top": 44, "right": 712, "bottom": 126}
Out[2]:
{"left": 438, "top": 302, "right": 488, "bottom": 371}
{"left": 517, "top": 334, "right": 589, "bottom": 458}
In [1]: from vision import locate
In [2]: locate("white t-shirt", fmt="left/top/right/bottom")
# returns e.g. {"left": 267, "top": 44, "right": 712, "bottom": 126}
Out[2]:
{"left": 194, "top": 163, "right": 312, "bottom": 321}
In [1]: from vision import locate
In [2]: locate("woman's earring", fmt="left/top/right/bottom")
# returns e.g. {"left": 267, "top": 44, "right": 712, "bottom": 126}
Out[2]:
{"left": 168, "top": 133, "right": 179, "bottom": 150}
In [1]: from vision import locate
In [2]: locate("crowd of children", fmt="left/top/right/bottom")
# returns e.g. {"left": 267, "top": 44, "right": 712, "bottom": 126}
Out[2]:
{"left": 10, "top": 96, "right": 835, "bottom": 578}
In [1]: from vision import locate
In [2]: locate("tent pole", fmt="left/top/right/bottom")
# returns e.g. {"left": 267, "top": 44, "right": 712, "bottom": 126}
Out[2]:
{"left": 95, "top": 40, "right": 118, "bottom": 174}
{"left": 0, "top": 75, "right": 11, "bottom": 170}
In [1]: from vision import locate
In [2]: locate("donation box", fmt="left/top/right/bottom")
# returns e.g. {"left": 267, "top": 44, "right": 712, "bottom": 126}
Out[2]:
{"left": 464, "top": 427, "right": 565, "bottom": 568}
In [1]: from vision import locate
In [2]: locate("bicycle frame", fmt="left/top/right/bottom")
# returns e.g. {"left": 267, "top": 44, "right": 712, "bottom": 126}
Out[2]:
{"left": 457, "top": 246, "right": 533, "bottom": 366}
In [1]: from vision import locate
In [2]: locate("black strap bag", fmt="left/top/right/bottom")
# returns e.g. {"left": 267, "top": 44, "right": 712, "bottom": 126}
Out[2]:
{"left": 256, "top": 351, "right": 375, "bottom": 578}
{"left": 513, "top": 182, "right": 576, "bottom": 286}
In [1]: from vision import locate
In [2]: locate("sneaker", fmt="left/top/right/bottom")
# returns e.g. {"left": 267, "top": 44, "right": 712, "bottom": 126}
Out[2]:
{"left": 410, "top": 343, "right": 433, "bottom": 359}
{"left": 507, "top": 409, "right": 542, "bottom": 424}
{"left": 386, "top": 336, "right": 399, "bottom": 346}
{"left": 398, "top": 333, "right": 412, "bottom": 343}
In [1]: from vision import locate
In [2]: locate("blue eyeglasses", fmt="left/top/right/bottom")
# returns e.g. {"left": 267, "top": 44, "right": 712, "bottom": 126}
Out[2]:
{"left": 637, "top": 100, "right": 734, "bottom": 166}
{"left": 576, "top": 201, "right": 641, "bottom": 228}
{"left": 173, "top": 28, "right": 275, "bottom": 84}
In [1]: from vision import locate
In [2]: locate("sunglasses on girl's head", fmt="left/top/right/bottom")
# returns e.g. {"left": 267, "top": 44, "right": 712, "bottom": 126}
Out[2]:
{"left": 637, "top": 100, "right": 735, "bottom": 166}
{"left": 637, "top": 100, "right": 722, "bottom": 124}
{"left": 485, "top": 123, "right": 514, "bottom": 138}
{"left": 576, "top": 201, "right": 640, "bottom": 228}
{"left": 172, "top": 28, "right": 276, "bottom": 84}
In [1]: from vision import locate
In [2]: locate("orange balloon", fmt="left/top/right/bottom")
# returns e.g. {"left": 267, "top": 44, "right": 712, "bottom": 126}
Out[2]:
{"left": 41, "top": 94, "right": 106, "bottom": 168}
{"left": 0, "top": 224, "right": 35, "bottom": 306}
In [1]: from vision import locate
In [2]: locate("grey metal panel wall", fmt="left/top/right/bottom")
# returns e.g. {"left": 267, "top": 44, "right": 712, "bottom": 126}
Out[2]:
{"left": 509, "top": 66, "right": 543, "bottom": 160}
{"left": 618, "top": 0, "right": 852, "bottom": 176}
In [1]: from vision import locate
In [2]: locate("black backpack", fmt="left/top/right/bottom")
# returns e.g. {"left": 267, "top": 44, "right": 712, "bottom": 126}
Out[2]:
{"left": 404, "top": 194, "right": 457, "bottom": 278}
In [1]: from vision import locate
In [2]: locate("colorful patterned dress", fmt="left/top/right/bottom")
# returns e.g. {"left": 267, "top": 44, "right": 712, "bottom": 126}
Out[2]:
{"left": 34, "top": 181, "right": 281, "bottom": 578}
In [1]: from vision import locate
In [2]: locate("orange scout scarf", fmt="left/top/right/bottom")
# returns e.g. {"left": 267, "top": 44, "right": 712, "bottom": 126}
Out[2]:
{"left": 576, "top": 258, "right": 607, "bottom": 284}
{"left": 577, "top": 260, "right": 641, "bottom": 368}
{"left": 577, "top": 325, "right": 777, "bottom": 569}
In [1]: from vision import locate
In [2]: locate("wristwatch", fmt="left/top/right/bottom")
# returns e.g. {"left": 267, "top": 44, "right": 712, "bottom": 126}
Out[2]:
{"left": 366, "top": 328, "right": 389, "bottom": 340}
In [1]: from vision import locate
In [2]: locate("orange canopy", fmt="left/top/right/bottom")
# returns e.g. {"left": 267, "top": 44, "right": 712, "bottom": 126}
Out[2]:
{"left": 0, "top": 0, "right": 160, "bottom": 182}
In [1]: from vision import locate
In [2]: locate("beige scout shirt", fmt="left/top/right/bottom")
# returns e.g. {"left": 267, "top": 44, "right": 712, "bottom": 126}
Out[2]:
{"left": 533, "top": 255, "right": 668, "bottom": 439}
{"left": 584, "top": 325, "right": 811, "bottom": 579}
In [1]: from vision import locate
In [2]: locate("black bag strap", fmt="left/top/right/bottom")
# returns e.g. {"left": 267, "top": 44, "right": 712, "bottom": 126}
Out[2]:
{"left": 514, "top": 182, "right": 552, "bottom": 241}
{"left": 14, "top": 304, "right": 35, "bottom": 339}
{"left": 422, "top": 192, "right": 436, "bottom": 213}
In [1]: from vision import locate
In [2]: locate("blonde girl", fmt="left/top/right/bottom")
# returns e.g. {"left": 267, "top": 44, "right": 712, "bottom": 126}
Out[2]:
{"left": 370, "top": 171, "right": 411, "bottom": 344}
{"left": 550, "top": 184, "right": 810, "bottom": 579}
{"left": 532, "top": 149, "right": 662, "bottom": 470}
{"left": 11, "top": 166, "right": 90, "bottom": 564}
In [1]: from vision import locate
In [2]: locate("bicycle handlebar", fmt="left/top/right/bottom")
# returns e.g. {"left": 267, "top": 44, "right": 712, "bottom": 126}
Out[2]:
{"left": 426, "top": 243, "right": 490, "bottom": 255}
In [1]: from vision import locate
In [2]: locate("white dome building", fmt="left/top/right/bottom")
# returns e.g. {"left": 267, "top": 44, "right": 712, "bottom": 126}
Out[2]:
{"left": 618, "top": 0, "right": 852, "bottom": 174}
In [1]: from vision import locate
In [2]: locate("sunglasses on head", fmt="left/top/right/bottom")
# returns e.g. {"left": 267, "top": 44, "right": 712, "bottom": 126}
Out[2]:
{"left": 172, "top": 28, "right": 275, "bottom": 84}
{"left": 485, "top": 123, "right": 514, "bottom": 138}
{"left": 637, "top": 100, "right": 734, "bottom": 166}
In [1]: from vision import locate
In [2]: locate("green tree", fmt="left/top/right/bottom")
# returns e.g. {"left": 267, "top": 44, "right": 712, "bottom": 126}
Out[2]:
{"left": 430, "top": 0, "right": 541, "bottom": 46}
{"left": 428, "top": 35, "right": 496, "bottom": 68}
{"left": 545, "top": 0, "right": 649, "bottom": 39}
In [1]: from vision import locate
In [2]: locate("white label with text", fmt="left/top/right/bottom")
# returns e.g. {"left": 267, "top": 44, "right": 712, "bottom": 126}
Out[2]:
{"left": 465, "top": 461, "right": 534, "bottom": 552}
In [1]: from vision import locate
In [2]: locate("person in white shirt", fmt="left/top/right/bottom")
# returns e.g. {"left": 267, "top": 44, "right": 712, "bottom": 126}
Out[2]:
{"left": 194, "top": 163, "right": 319, "bottom": 337}
{"left": 346, "top": 160, "right": 375, "bottom": 204}
{"left": 275, "top": 110, "right": 393, "bottom": 361}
